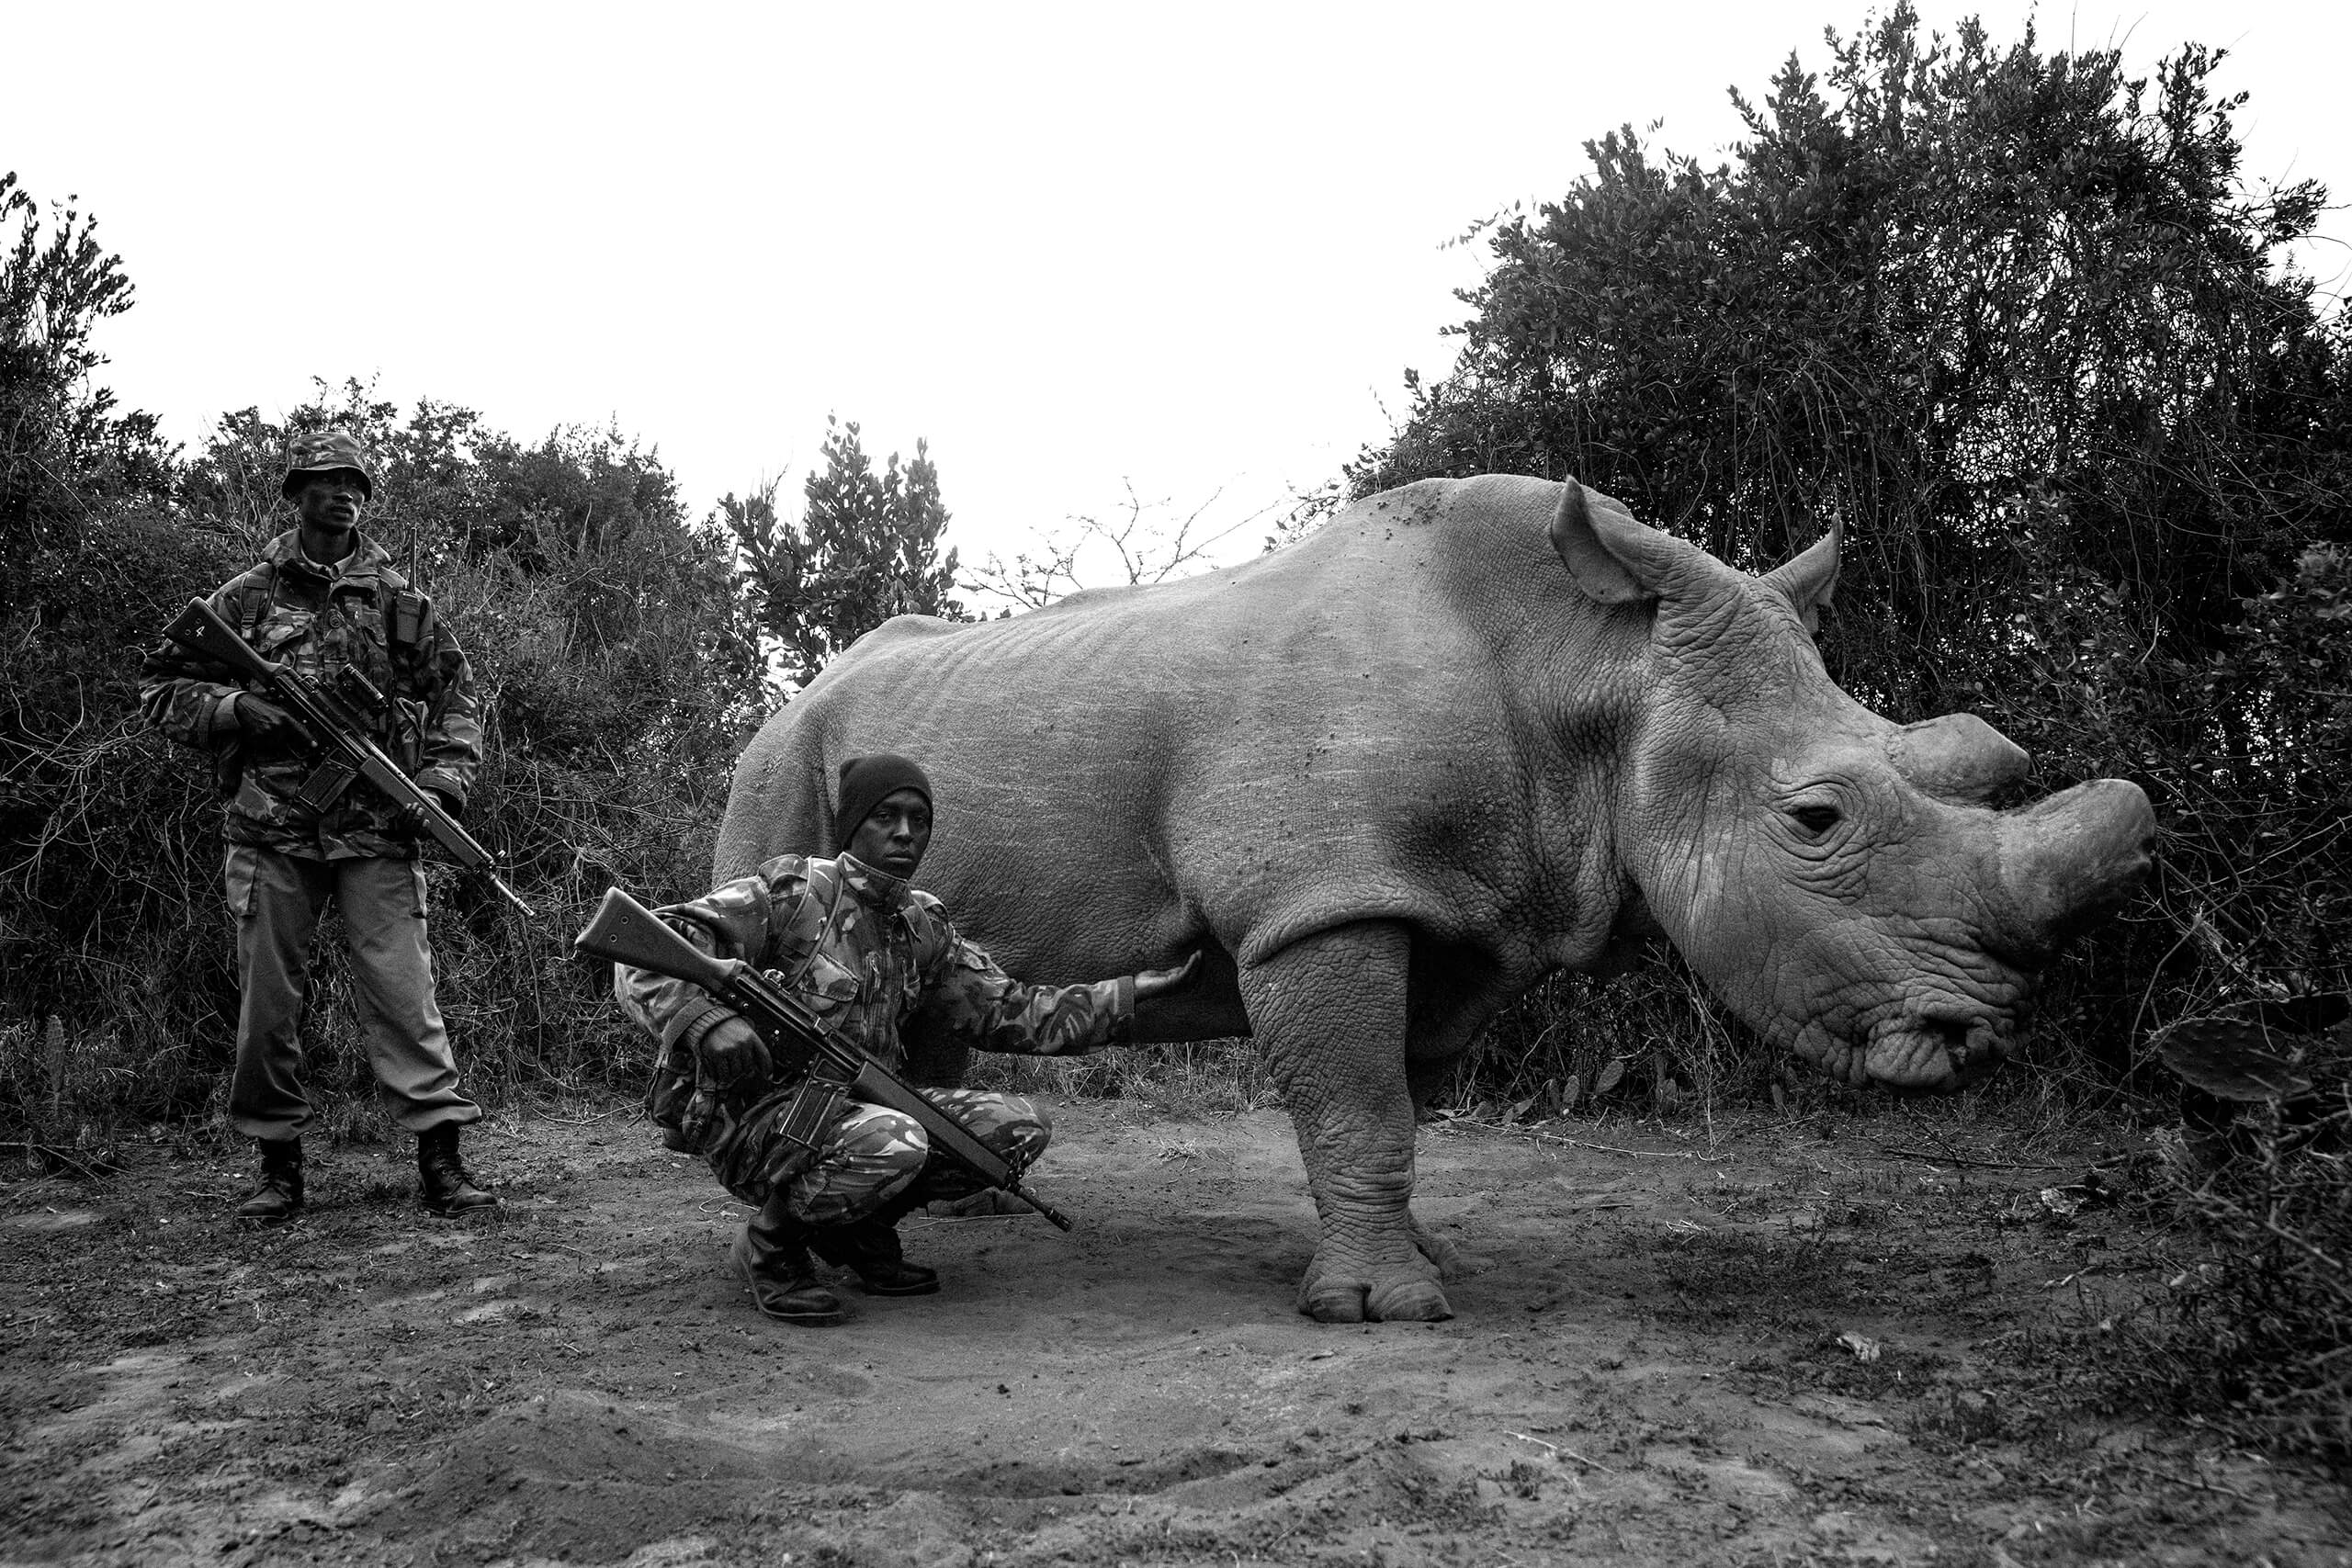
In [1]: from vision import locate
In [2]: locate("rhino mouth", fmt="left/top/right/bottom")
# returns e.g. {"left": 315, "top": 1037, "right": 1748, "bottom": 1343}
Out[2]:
{"left": 1862, "top": 1010, "right": 2011, "bottom": 1093}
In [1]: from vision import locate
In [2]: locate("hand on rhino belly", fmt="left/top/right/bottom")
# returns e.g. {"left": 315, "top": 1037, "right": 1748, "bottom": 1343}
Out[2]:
{"left": 715, "top": 473, "right": 2155, "bottom": 1321}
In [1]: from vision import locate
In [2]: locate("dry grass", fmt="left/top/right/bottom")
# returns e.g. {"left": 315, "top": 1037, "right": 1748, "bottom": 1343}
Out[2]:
{"left": 2094, "top": 1041, "right": 2352, "bottom": 1471}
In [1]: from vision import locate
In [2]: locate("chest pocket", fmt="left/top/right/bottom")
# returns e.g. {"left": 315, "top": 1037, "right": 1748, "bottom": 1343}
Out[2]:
{"left": 330, "top": 592, "right": 396, "bottom": 682}
{"left": 340, "top": 596, "right": 385, "bottom": 643}
{"left": 794, "top": 950, "right": 866, "bottom": 1022}
{"left": 256, "top": 611, "right": 313, "bottom": 659}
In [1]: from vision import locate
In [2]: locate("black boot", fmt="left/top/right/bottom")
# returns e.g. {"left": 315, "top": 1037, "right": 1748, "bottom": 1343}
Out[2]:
{"left": 810, "top": 1191, "right": 940, "bottom": 1296}
{"left": 416, "top": 1123, "right": 497, "bottom": 1216}
{"left": 732, "top": 1196, "right": 845, "bottom": 1325}
{"left": 235, "top": 1137, "right": 304, "bottom": 1225}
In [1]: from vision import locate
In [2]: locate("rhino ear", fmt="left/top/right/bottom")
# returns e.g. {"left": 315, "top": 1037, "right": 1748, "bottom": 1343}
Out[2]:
{"left": 1549, "top": 479, "right": 1704, "bottom": 604}
{"left": 1761, "top": 522, "right": 1841, "bottom": 635}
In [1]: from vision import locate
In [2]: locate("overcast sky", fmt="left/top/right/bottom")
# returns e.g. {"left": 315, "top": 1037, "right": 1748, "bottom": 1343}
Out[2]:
{"left": 7, "top": 2, "right": 2346, "bottom": 587}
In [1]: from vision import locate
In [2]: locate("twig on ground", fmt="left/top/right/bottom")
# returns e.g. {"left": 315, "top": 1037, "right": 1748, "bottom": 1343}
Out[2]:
{"left": 2118, "top": 1459, "right": 2268, "bottom": 1505}
{"left": 0, "top": 1141, "right": 112, "bottom": 1179}
{"left": 1873, "top": 1144, "right": 2070, "bottom": 1172}
{"left": 1510, "top": 1431, "right": 1612, "bottom": 1471}
{"left": 1758, "top": 1111, "right": 1834, "bottom": 1131}
{"left": 1517, "top": 1129, "right": 1731, "bottom": 1164}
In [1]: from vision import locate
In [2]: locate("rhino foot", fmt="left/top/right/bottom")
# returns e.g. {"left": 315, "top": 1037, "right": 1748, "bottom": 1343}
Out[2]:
{"left": 1298, "top": 1250, "right": 1453, "bottom": 1323}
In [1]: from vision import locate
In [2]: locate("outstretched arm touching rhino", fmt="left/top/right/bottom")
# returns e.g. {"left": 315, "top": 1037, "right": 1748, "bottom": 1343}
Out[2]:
{"left": 715, "top": 475, "right": 2154, "bottom": 1324}
{"left": 609, "top": 754, "right": 1212, "bottom": 1325}
{"left": 694, "top": 950, "right": 1201, "bottom": 1088}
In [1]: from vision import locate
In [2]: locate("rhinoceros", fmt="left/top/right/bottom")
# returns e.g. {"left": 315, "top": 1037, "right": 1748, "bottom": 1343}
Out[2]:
{"left": 714, "top": 475, "right": 2154, "bottom": 1323}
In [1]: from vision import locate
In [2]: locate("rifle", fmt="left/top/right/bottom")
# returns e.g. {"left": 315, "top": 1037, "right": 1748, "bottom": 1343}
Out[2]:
{"left": 165, "top": 596, "right": 535, "bottom": 918}
{"left": 572, "top": 886, "right": 1076, "bottom": 1230}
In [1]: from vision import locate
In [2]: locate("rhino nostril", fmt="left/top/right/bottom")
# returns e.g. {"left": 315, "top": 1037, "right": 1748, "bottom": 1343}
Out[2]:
{"left": 1929, "top": 1017, "right": 1973, "bottom": 1052}
{"left": 1921, "top": 1013, "right": 2005, "bottom": 1067}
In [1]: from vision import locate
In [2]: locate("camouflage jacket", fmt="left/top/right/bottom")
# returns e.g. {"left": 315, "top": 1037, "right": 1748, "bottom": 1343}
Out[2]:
{"left": 139, "top": 529, "right": 483, "bottom": 861}
{"left": 616, "top": 852, "right": 1135, "bottom": 1142}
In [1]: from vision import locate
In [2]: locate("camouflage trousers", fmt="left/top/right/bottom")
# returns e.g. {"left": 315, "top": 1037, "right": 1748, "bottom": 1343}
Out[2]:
{"left": 224, "top": 843, "right": 480, "bottom": 1141}
{"left": 709, "top": 1086, "right": 1050, "bottom": 1225}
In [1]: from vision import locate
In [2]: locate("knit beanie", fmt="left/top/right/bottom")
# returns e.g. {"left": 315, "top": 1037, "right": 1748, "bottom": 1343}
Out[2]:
{"left": 833, "top": 753, "right": 934, "bottom": 853}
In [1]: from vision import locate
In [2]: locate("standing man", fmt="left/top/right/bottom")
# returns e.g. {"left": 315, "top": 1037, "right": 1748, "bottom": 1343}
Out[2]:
{"left": 141, "top": 428, "right": 496, "bottom": 1224}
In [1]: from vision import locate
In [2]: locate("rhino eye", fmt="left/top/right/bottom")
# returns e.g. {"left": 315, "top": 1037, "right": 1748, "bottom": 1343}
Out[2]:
{"left": 1790, "top": 804, "right": 1842, "bottom": 837}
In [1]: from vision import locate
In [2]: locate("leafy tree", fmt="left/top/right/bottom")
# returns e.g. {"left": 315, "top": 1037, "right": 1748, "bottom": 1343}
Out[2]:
{"left": 726, "top": 416, "right": 967, "bottom": 689}
{"left": 175, "top": 382, "right": 767, "bottom": 875}
{"left": 6, "top": 348, "right": 763, "bottom": 1135}
{"left": 179, "top": 378, "right": 490, "bottom": 549}
{"left": 1369, "top": 6, "right": 2342, "bottom": 689}
{"left": 0, "top": 173, "right": 176, "bottom": 621}
{"left": 1358, "top": 3, "right": 2352, "bottom": 1079}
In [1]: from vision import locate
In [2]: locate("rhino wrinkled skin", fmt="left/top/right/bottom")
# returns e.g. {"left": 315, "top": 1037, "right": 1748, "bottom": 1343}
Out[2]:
{"left": 717, "top": 476, "right": 2155, "bottom": 1323}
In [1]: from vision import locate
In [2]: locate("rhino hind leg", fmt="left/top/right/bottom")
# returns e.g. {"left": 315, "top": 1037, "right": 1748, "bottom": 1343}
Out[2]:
{"left": 1243, "top": 919, "right": 1452, "bottom": 1324}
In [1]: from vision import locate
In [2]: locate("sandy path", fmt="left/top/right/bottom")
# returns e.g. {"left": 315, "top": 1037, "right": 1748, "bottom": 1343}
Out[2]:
{"left": 4, "top": 1100, "right": 2345, "bottom": 1566}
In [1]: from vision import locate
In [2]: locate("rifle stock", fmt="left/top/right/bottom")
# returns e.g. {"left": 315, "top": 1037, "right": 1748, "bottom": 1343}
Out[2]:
{"left": 574, "top": 886, "right": 1076, "bottom": 1230}
{"left": 573, "top": 885, "right": 739, "bottom": 997}
{"left": 165, "top": 597, "right": 534, "bottom": 918}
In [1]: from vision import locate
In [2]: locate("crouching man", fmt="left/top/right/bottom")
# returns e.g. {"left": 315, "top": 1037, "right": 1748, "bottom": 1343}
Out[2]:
{"left": 615, "top": 754, "right": 1196, "bottom": 1325}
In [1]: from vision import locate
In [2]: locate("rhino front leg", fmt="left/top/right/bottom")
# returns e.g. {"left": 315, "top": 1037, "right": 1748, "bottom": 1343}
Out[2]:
{"left": 1242, "top": 920, "right": 1450, "bottom": 1323}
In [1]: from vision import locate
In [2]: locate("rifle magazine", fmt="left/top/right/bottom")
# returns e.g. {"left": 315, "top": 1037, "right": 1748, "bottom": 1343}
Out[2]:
{"left": 293, "top": 759, "right": 359, "bottom": 813}
{"left": 771, "top": 1072, "right": 854, "bottom": 1156}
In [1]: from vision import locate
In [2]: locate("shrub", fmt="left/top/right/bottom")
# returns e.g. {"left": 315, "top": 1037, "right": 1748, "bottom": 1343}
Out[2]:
{"left": 1, "top": 383, "right": 766, "bottom": 1143}
{"left": 2101, "top": 1013, "right": 2352, "bottom": 1470}
{"left": 1350, "top": 6, "right": 2352, "bottom": 1099}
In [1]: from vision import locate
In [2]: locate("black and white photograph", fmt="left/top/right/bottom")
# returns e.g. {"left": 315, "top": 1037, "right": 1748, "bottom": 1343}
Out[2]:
{"left": 3, "top": 3, "right": 2347, "bottom": 1563}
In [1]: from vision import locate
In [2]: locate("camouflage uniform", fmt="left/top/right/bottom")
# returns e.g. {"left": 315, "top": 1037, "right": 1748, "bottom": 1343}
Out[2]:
{"left": 141, "top": 509, "right": 485, "bottom": 1143}
{"left": 616, "top": 851, "right": 1134, "bottom": 1224}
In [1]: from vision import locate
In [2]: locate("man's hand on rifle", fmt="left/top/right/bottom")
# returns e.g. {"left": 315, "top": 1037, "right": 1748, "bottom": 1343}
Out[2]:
{"left": 394, "top": 788, "right": 462, "bottom": 840}
{"left": 697, "top": 1015, "right": 773, "bottom": 1087}
{"left": 232, "top": 693, "right": 306, "bottom": 754}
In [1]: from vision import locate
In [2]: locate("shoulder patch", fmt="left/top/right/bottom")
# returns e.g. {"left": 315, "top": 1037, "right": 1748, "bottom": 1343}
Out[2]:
{"left": 901, "top": 892, "right": 956, "bottom": 971}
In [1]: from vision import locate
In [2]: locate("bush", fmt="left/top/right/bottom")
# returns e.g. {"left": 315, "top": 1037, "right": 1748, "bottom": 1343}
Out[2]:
{"left": 1, "top": 382, "right": 766, "bottom": 1146}
{"left": 2100, "top": 1015, "right": 2352, "bottom": 1470}
{"left": 1351, "top": 6, "right": 2352, "bottom": 1100}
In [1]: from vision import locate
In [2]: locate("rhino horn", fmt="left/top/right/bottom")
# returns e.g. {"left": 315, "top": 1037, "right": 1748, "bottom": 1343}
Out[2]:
{"left": 1992, "top": 778, "right": 2157, "bottom": 958}
{"left": 1549, "top": 479, "right": 1714, "bottom": 605}
{"left": 1887, "top": 714, "right": 2032, "bottom": 803}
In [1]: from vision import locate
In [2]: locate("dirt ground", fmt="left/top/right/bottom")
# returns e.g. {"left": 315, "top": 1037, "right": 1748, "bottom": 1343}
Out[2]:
{"left": 5, "top": 1096, "right": 2348, "bottom": 1568}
